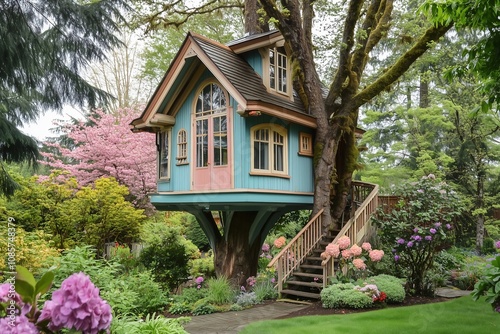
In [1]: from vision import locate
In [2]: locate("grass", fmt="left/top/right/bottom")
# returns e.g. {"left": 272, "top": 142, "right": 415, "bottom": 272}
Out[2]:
{"left": 240, "top": 296, "right": 500, "bottom": 334}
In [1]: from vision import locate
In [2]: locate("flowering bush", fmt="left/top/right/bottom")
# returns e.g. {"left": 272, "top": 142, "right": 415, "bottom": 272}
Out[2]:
{"left": 495, "top": 240, "right": 500, "bottom": 251}
{"left": 322, "top": 238, "right": 384, "bottom": 282}
{"left": 373, "top": 175, "right": 464, "bottom": 295}
{"left": 273, "top": 236, "right": 287, "bottom": 249}
{"left": 472, "top": 255, "right": 500, "bottom": 313}
{"left": 320, "top": 283, "right": 374, "bottom": 309}
{"left": 361, "top": 274, "right": 406, "bottom": 303}
{"left": 0, "top": 266, "right": 112, "bottom": 334}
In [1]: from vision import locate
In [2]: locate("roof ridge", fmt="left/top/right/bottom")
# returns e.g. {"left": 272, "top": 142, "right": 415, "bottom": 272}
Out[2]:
{"left": 189, "top": 31, "right": 231, "bottom": 51}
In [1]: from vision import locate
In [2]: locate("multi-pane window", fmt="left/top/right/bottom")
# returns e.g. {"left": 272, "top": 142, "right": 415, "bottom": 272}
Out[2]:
{"left": 195, "top": 83, "right": 228, "bottom": 168}
{"left": 176, "top": 129, "right": 188, "bottom": 165}
{"left": 299, "top": 132, "right": 313, "bottom": 156}
{"left": 269, "top": 47, "right": 288, "bottom": 94}
{"left": 158, "top": 130, "right": 171, "bottom": 178}
{"left": 252, "top": 124, "right": 287, "bottom": 175}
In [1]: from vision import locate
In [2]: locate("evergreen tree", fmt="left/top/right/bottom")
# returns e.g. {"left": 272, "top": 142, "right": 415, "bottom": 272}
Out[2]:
{"left": 0, "top": 0, "right": 128, "bottom": 195}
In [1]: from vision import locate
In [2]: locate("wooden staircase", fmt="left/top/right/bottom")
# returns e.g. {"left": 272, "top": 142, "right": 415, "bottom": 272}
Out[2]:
{"left": 268, "top": 181, "right": 379, "bottom": 300}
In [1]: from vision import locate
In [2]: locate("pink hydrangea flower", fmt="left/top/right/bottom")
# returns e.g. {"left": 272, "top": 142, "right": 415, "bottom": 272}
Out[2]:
{"left": 369, "top": 249, "right": 384, "bottom": 262}
{"left": 261, "top": 243, "right": 270, "bottom": 252}
{"left": 350, "top": 244, "right": 362, "bottom": 257}
{"left": 0, "top": 283, "right": 24, "bottom": 307}
{"left": 494, "top": 240, "right": 500, "bottom": 249}
{"left": 341, "top": 249, "right": 353, "bottom": 259}
{"left": 337, "top": 236, "right": 351, "bottom": 250}
{"left": 273, "top": 236, "right": 286, "bottom": 249}
{"left": 0, "top": 315, "right": 39, "bottom": 334}
{"left": 325, "top": 243, "right": 340, "bottom": 257}
{"left": 195, "top": 276, "right": 204, "bottom": 285}
{"left": 352, "top": 258, "right": 366, "bottom": 270}
{"left": 361, "top": 242, "right": 372, "bottom": 251}
{"left": 38, "top": 272, "right": 112, "bottom": 334}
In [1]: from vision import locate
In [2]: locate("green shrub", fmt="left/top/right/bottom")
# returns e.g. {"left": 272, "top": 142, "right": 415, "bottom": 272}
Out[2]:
{"left": 139, "top": 227, "right": 193, "bottom": 292}
{"left": 192, "top": 301, "right": 216, "bottom": 315}
{"left": 190, "top": 251, "right": 215, "bottom": 278}
{"left": 253, "top": 279, "right": 278, "bottom": 302}
{"left": 236, "top": 292, "right": 258, "bottom": 307}
{"left": 125, "top": 270, "right": 169, "bottom": 314}
{"left": 168, "top": 302, "right": 192, "bottom": 315}
{"left": 320, "top": 283, "right": 374, "bottom": 309}
{"left": 230, "top": 304, "right": 243, "bottom": 311}
{"left": 471, "top": 255, "right": 500, "bottom": 312}
{"left": 362, "top": 275, "right": 405, "bottom": 303}
{"left": 111, "top": 314, "right": 190, "bottom": 334}
{"left": 206, "top": 277, "right": 236, "bottom": 305}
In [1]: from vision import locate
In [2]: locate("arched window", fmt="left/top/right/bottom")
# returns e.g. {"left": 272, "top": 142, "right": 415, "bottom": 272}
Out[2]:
{"left": 251, "top": 124, "right": 288, "bottom": 176}
{"left": 176, "top": 129, "right": 188, "bottom": 165}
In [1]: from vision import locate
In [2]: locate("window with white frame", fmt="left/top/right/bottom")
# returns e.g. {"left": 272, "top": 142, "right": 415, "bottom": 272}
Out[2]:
{"left": 176, "top": 129, "right": 188, "bottom": 165}
{"left": 269, "top": 46, "right": 288, "bottom": 94}
{"left": 251, "top": 124, "right": 288, "bottom": 176}
{"left": 158, "top": 129, "right": 171, "bottom": 179}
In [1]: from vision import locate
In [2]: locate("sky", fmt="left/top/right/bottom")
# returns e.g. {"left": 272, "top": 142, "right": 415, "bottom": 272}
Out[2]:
{"left": 20, "top": 107, "right": 83, "bottom": 141}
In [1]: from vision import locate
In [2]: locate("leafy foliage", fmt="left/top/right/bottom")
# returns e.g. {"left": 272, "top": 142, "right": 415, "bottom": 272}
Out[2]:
{"left": 140, "top": 224, "right": 199, "bottom": 291}
{"left": 472, "top": 255, "right": 500, "bottom": 313}
{"left": 205, "top": 277, "right": 236, "bottom": 306}
{"left": 373, "top": 175, "right": 465, "bottom": 295}
{"left": 320, "top": 283, "right": 374, "bottom": 309}
{"left": 361, "top": 275, "right": 405, "bottom": 304}
{"left": 111, "top": 313, "right": 190, "bottom": 334}
{"left": 0, "top": 0, "right": 128, "bottom": 196}
{"left": 42, "top": 108, "right": 156, "bottom": 212}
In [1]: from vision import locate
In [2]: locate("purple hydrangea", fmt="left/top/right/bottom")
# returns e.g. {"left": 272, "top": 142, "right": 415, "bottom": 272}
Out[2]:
{"left": 413, "top": 228, "right": 419, "bottom": 233}
{"left": 430, "top": 228, "right": 437, "bottom": 234}
{"left": 425, "top": 235, "right": 433, "bottom": 241}
{"left": 0, "top": 283, "right": 24, "bottom": 307}
{"left": 446, "top": 224, "right": 452, "bottom": 230}
{"left": 38, "top": 272, "right": 112, "bottom": 334}
{"left": 394, "top": 255, "right": 400, "bottom": 262}
{"left": 0, "top": 315, "right": 39, "bottom": 334}
{"left": 411, "top": 235, "right": 422, "bottom": 242}
{"left": 434, "top": 222, "right": 441, "bottom": 228}
{"left": 195, "top": 276, "right": 204, "bottom": 285}
{"left": 261, "top": 243, "right": 270, "bottom": 252}
{"left": 407, "top": 241, "right": 414, "bottom": 248}
{"left": 396, "top": 238, "right": 405, "bottom": 245}
{"left": 494, "top": 240, "right": 500, "bottom": 250}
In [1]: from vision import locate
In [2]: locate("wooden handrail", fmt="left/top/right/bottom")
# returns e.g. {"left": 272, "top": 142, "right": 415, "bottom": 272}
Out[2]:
{"left": 321, "top": 182, "right": 379, "bottom": 287}
{"left": 268, "top": 208, "right": 324, "bottom": 292}
{"left": 268, "top": 181, "right": 379, "bottom": 295}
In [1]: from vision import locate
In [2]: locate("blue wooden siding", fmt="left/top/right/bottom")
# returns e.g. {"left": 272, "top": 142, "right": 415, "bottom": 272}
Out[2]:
{"left": 241, "top": 50, "right": 263, "bottom": 77}
{"left": 158, "top": 67, "right": 315, "bottom": 195}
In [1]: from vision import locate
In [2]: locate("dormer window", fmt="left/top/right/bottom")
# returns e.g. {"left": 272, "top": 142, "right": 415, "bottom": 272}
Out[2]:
{"left": 269, "top": 47, "right": 288, "bottom": 94}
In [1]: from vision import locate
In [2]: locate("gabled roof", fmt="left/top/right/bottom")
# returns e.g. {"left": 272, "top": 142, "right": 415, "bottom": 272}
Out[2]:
{"left": 131, "top": 32, "right": 316, "bottom": 131}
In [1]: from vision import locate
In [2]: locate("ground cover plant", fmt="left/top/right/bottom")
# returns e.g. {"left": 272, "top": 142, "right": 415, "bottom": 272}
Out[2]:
{"left": 240, "top": 296, "right": 499, "bottom": 334}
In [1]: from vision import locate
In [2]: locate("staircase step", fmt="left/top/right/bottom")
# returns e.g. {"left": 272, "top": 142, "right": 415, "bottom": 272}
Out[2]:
{"left": 300, "top": 264, "right": 323, "bottom": 270}
{"left": 286, "top": 280, "right": 323, "bottom": 288}
{"left": 305, "top": 256, "right": 323, "bottom": 262}
{"left": 293, "top": 272, "right": 323, "bottom": 279}
{"left": 281, "top": 289, "right": 321, "bottom": 300}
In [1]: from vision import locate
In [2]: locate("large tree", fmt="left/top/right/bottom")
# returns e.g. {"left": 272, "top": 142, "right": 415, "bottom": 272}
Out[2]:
{"left": 41, "top": 108, "right": 156, "bottom": 213}
{"left": 131, "top": 0, "right": 457, "bottom": 283}
{"left": 256, "top": 0, "right": 452, "bottom": 228}
{"left": 0, "top": 0, "right": 127, "bottom": 196}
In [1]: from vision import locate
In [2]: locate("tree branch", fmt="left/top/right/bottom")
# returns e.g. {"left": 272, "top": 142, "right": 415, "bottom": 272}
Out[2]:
{"left": 352, "top": 23, "right": 453, "bottom": 110}
{"left": 325, "top": 0, "right": 365, "bottom": 108}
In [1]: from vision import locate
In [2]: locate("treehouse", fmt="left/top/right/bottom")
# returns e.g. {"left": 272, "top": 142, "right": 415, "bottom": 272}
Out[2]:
{"left": 132, "top": 31, "right": 379, "bottom": 298}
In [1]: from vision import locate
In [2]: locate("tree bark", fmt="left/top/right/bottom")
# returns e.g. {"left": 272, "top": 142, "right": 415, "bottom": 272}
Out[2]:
{"left": 213, "top": 211, "right": 261, "bottom": 286}
{"left": 244, "top": 0, "right": 268, "bottom": 35}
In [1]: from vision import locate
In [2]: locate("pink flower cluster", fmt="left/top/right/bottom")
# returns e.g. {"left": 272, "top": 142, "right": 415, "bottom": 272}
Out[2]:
{"left": 323, "top": 239, "right": 384, "bottom": 272}
{"left": 0, "top": 314, "right": 39, "bottom": 334}
{"left": 273, "top": 236, "right": 286, "bottom": 249}
{"left": 38, "top": 272, "right": 112, "bottom": 334}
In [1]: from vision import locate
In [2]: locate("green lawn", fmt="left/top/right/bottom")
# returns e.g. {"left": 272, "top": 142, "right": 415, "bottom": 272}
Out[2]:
{"left": 240, "top": 296, "right": 500, "bottom": 334}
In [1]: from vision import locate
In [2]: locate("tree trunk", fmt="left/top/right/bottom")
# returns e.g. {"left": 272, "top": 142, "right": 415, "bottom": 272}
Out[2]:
{"left": 475, "top": 173, "right": 485, "bottom": 253}
{"left": 419, "top": 69, "right": 429, "bottom": 108}
{"left": 244, "top": 0, "right": 268, "bottom": 35}
{"left": 213, "top": 211, "right": 261, "bottom": 286}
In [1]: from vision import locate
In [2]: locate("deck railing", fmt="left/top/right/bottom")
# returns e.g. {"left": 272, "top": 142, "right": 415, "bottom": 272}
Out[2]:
{"left": 268, "top": 181, "right": 379, "bottom": 294}
{"left": 321, "top": 182, "right": 379, "bottom": 286}
{"left": 267, "top": 208, "right": 324, "bottom": 292}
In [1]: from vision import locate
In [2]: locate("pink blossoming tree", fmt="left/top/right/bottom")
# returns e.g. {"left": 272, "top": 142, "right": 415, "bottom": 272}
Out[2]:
{"left": 42, "top": 108, "right": 156, "bottom": 213}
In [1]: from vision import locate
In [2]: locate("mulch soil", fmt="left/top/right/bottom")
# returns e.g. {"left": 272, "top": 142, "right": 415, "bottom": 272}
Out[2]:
{"left": 275, "top": 295, "right": 450, "bottom": 319}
